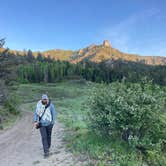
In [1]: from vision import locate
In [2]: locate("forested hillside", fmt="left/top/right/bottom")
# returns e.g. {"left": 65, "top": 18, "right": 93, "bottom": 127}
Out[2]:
{"left": 1, "top": 40, "right": 166, "bottom": 65}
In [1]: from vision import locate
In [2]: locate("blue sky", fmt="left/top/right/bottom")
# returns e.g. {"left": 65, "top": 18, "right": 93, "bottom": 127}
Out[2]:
{"left": 0, "top": 0, "right": 166, "bottom": 56}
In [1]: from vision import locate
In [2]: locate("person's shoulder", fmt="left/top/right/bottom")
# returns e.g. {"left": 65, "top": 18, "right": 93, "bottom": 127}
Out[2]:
{"left": 37, "top": 100, "right": 42, "bottom": 106}
{"left": 37, "top": 100, "right": 42, "bottom": 103}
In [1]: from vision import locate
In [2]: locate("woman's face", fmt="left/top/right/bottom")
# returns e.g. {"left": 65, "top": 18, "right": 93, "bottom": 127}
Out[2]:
{"left": 42, "top": 99, "right": 47, "bottom": 105}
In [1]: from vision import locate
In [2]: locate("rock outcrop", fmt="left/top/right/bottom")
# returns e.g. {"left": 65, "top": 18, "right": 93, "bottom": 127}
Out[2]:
{"left": 87, "top": 44, "right": 96, "bottom": 51}
{"left": 78, "top": 49, "right": 84, "bottom": 55}
{"left": 103, "top": 40, "right": 111, "bottom": 47}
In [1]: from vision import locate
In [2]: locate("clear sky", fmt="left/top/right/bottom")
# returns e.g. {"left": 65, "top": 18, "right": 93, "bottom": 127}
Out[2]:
{"left": 1, "top": 0, "right": 166, "bottom": 56}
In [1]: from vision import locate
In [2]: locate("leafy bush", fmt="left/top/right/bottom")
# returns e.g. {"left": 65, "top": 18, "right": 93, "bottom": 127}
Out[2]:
{"left": 87, "top": 81, "right": 166, "bottom": 153}
{"left": 4, "top": 95, "right": 20, "bottom": 115}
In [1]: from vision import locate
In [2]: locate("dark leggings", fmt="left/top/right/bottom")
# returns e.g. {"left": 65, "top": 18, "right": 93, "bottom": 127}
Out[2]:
{"left": 39, "top": 124, "right": 53, "bottom": 153}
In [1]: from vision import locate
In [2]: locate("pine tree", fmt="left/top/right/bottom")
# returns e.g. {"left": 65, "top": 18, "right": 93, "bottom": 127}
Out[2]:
{"left": 36, "top": 52, "right": 43, "bottom": 62}
{"left": 0, "top": 38, "right": 5, "bottom": 48}
{"left": 26, "top": 49, "right": 34, "bottom": 62}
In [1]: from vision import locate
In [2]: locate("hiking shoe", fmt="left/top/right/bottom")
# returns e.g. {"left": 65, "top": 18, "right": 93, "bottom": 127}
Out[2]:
{"left": 44, "top": 152, "right": 49, "bottom": 158}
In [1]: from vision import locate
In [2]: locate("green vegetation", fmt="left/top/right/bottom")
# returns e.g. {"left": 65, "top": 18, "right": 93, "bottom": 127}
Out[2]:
{"left": 1, "top": 44, "right": 166, "bottom": 87}
{"left": 0, "top": 38, "right": 5, "bottom": 48}
{"left": 18, "top": 60, "right": 166, "bottom": 85}
{"left": 54, "top": 80, "right": 166, "bottom": 165}
{"left": 18, "top": 61, "right": 79, "bottom": 83}
{"left": 0, "top": 106, "right": 19, "bottom": 130}
{"left": 85, "top": 80, "right": 166, "bottom": 165}
{"left": 0, "top": 92, "right": 20, "bottom": 130}
{"left": 2, "top": 79, "right": 166, "bottom": 165}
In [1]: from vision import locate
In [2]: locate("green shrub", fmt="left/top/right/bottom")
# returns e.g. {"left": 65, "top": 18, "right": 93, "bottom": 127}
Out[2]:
{"left": 4, "top": 95, "right": 20, "bottom": 115}
{"left": 86, "top": 81, "right": 166, "bottom": 153}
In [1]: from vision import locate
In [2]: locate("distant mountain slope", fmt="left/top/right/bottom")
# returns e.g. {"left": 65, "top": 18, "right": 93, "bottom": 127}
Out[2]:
{"left": 1, "top": 40, "right": 166, "bottom": 65}
{"left": 42, "top": 49, "right": 73, "bottom": 61}
{"left": 69, "top": 40, "right": 166, "bottom": 65}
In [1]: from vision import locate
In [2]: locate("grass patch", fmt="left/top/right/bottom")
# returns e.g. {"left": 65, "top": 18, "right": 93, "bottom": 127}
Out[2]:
{"left": 65, "top": 130, "right": 144, "bottom": 166}
{"left": 0, "top": 106, "right": 20, "bottom": 130}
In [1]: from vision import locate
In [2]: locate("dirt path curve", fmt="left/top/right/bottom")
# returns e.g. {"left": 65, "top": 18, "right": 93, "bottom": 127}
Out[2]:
{"left": 0, "top": 103, "right": 87, "bottom": 166}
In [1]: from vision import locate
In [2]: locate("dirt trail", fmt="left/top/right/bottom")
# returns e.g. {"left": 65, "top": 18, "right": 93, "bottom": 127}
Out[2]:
{"left": 0, "top": 104, "right": 87, "bottom": 166}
